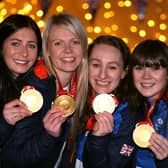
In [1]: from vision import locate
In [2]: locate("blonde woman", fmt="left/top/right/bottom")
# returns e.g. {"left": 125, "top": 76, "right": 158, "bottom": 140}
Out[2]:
{"left": 42, "top": 13, "right": 88, "bottom": 167}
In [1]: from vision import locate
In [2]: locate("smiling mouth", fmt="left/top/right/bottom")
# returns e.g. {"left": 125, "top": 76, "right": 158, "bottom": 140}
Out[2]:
{"left": 141, "top": 83, "right": 154, "bottom": 88}
{"left": 15, "top": 59, "right": 29, "bottom": 65}
{"left": 62, "top": 57, "right": 75, "bottom": 62}
{"left": 96, "top": 80, "right": 110, "bottom": 86}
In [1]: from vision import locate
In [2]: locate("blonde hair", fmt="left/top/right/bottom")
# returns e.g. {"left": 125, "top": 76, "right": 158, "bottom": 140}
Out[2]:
{"left": 42, "top": 13, "right": 88, "bottom": 135}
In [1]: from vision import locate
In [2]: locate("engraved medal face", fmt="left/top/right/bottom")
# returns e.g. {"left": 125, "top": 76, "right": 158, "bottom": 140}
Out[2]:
{"left": 20, "top": 88, "right": 43, "bottom": 113}
{"left": 53, "top": 95, "right": 76, "bottom": 117}
{"left": 133, "top": 123, "right": 155, "bottom": 148}
{"left": 92, "top": 93, "right": 116, "bottom": 113}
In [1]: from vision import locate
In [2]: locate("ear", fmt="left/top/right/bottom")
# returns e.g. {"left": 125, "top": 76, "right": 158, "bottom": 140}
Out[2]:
{"left": 121, "top": 71, "right": 126, "bottom": 79}
{"left": 121, "top": 66, "right": 128, "bottom": 79}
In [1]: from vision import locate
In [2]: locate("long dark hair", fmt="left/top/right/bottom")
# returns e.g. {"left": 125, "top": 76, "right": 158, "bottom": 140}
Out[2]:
{"left": 127, "top": 39, "right": 168, "bottom": 116}
{"left": 0, "top": 14, "right": 42, "bottom": 108}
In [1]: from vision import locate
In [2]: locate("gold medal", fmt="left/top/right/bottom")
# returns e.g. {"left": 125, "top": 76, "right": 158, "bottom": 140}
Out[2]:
{"left": 20, "top": 86, "right": 43, "bottom": 113}
{"left": 53, "top": 95, "right": 76, "bottom": 117}
{"left": 133, "top": 123, "right": 155, "bottom": 148}
{"left": 92, "top": 93, "right": 116, "bottom": 113}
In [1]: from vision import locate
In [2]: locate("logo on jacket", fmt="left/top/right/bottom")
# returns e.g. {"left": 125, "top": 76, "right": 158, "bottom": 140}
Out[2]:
{"left": 120, "top": 144, "right": 134, "bottom": 157}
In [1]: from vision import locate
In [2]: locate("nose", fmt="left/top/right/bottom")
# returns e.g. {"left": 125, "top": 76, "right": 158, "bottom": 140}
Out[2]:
{"left": 143, "top": 67, "right": 151, "bottom": 78}
{"left": 64, "top": 42, "right": 72, "bottom": 53}
{"left": 21, "top": 46, "right": 28, "bottom": 57}
{"left": 99, "top": 66, "right": 107, "bottom": 79}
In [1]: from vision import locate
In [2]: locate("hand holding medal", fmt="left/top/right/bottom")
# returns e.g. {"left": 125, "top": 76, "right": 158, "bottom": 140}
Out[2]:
{"left": 85, "top": 93, "right": 118, "bottom": 131}
{"left": 133, "top": 95, "right": 160, "bottom": 148}
{"left": 92, "top": 93, "right": 118, "bottom": 114}
{"left": 20, "top": 86, "right": 43, "bottom": 113}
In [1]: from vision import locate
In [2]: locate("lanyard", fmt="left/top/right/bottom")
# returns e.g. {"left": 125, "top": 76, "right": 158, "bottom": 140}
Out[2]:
{"left": 56, "top": 72, "right": 77, "bottom": 99}
{"left": 145, "top": 93, "right": 161, "bottom": 125}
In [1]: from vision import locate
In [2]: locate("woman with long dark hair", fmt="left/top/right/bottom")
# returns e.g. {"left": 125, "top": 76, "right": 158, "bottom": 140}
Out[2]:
{"left": 128, "top": 39, "right": 168, "bottom": 168}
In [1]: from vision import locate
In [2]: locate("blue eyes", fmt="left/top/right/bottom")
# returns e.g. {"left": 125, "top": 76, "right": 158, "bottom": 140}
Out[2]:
{"left": 11, "top": 41, "right": 37, "bottom": 49}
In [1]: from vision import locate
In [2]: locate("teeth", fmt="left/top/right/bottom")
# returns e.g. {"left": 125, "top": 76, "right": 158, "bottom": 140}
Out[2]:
{"left": 62, "top": 57, "right": 74, "bottom": 62}
{"left": 15, "top": 59, "right": 28, "bottom": 64}
{"left": 96, "top": 80, "right": 109, "bottom": 86}
{"left": 141, "top": 83, "right": 153, "bottom": 87}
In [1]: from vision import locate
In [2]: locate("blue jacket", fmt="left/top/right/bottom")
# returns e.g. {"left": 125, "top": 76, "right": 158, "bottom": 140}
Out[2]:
{"left": 0, "top": 70, "right": 68, "bottom": 168}
{"left": 134, "top": 99, "right": 168, "bottom": 168}
{"left": 83, "top": 102, "right": 136, "bottom": 168}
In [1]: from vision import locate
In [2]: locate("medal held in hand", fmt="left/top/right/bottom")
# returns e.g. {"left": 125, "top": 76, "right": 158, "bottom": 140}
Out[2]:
{"left": 20, "top": 86, "right": 43, "bottom": 113}
{"left": 53, "top": 72, "right": 77, "bottom": 117}
{"left": 133, "top": 121, "right": 155, "bottom": 148}
{"left": 53, "top": 94, "right": 76, "bottom": 117}
{"left": 133, "top": 95, "right": 160, "bottom": 148}
{"left": 92, "top": 93, "right": 118, "bottom": 114}
{"left": 85, "top": 93, "right": 119, "bottom": 131}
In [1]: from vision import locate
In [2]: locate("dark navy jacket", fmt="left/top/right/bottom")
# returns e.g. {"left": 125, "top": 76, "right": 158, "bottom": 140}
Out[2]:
{"left": 84, "top": 102, "right": 136, "bottom": 168}
{"left": 0, "top": 70, "right": 68, "bottom": 168}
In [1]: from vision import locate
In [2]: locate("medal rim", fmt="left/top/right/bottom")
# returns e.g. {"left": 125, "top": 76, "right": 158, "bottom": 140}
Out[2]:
{"left": 53, "top": 94, "right": 76, "bottom": 117}
{"left": 20, "top": 89, "right": 43, "bottom": 113}
{"left": 133, "top": 124, "right": 155, "bottom": 148}
{"left": 92, "top": 93, "right": 116, "bottom": 113}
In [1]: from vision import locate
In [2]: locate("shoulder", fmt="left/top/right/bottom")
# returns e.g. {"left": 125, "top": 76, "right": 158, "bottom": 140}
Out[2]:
{"left": 116, "top": 102, "right": 130, "bottom": 113}
{"left": 23, "top": 61, "right": 56, "bottom": 99}
{"left": 24, "top": 60, "right": 55, "bottom": 88}
{"left": 157, "top": 99, "right": 168, "bottom": 112}
{"left": 114, "top": 102, "right": 135, "bottom": 121}
{"left": 25, "top": 69, "right": 55, "bottom": 85}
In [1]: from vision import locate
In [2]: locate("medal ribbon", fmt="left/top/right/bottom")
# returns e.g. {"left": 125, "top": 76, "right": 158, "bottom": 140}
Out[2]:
{"left": 56, "top": 72, "right": 77, "bottom": 99}
{"left": 21, "top": 85, "right": 35, "bottom": 93}
{"left": 145, "top": 93, "right": 161, "bottom": 126}
{"left": 89, "top": 89, "right": 95, "bottom": 107}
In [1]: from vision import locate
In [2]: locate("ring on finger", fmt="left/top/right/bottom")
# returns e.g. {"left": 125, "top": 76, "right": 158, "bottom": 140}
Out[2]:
{"left": 13, "top": 112, "right": 17, "bottom": 118}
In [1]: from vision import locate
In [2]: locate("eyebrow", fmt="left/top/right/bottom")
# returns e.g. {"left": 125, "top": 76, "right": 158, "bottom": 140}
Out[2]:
{"left": 9, "top": 38, "right": 37, "bottom": 43}
{"left": 90, "top": 58, "right": 123, "bottom": 66}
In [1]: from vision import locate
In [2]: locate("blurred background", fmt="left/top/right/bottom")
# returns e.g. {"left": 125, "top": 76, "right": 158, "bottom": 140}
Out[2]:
{"left": 0, "top": 0, "right": 167, "bottom": 49}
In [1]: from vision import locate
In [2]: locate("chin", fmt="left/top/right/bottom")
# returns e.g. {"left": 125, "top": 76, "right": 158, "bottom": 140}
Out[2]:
{"left": 97, "top": 90, "right": 109, "bottom": 94}
{"left": 141, "top": 93, "right": 154, "bottom": 98}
